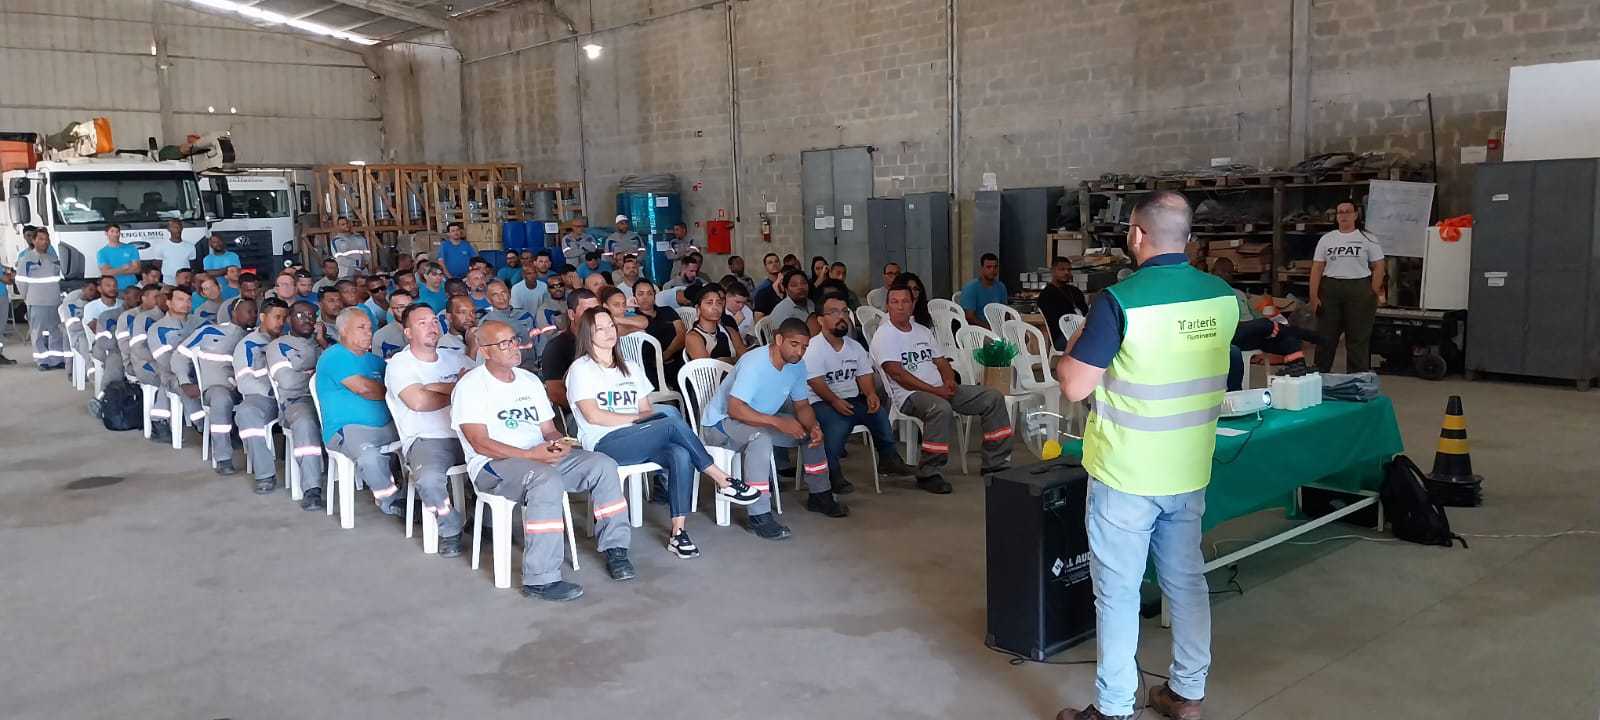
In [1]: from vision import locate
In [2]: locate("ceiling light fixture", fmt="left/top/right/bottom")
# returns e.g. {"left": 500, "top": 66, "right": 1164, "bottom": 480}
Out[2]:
{"left": 189, "top": 0, "right": 379, "bottom": 45}
{"left": 582, "top": 42, "right": 603, "bottom": 60}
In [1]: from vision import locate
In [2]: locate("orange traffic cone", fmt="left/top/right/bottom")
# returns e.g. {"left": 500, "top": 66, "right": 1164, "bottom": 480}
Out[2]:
{"left": 1427, "top": 395, "right": 1482, "bottom": 506}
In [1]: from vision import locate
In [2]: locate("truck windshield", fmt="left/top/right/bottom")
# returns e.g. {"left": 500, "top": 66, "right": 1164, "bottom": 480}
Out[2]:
{"left": 226, "top": 189, "right": 291, "bottom": 219}
{"left": 51, "top": 171, "right": 202, "bottom": 226}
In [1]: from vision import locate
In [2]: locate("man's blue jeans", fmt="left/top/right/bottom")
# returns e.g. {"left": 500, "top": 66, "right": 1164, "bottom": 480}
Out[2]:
{"left": 1085, "top": 478, "right": 1210, "bottom": 716}
{"left": 810, "top": 396, "right": 898, "bottom": 481}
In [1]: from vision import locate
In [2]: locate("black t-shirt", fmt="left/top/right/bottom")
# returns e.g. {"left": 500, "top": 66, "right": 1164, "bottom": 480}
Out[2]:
{"left": 638, "top": 308, "right": 683, "bottom": 390}
{"left": 752, "top": 283, "right": 781, "bottom": 316}
{"left": 1038, "top": 282, "right": 1090, "bottom": 349}
{"left": 539, "top": 331, "right": 579, "bottom": 383}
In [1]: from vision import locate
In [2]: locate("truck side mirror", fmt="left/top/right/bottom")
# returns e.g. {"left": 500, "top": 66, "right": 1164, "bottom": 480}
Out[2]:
{"left": 8, "top": 194, "right": 29, "bottom": 225}
{"left": 298, "top": 188, "right": 313, "bottom": 215}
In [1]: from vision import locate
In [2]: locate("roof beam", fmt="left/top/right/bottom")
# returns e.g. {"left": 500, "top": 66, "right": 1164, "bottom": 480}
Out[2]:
{"left": 328, "top": 0, "right": 447, "bottom": 29}
{"left": 291, "top": 2, "right": 343, "bottom": 20}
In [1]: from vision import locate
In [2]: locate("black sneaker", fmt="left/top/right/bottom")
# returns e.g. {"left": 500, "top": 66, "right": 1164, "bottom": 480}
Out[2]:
{"left": 521, "top": 580, "right": 584, "bottom": 602}
{"left": 878, "top": 454, "right": 918, "bottom": 477}
{"left": 745, "top": 512, "right": 792, "bottom": 540}
{"left": 438, "top": 534, "right": 463, "bottom": 558}
{"left": 214, "top": 459, "right": 237, "bottom": 476}
{"left": 916, "top": 475, "right": 953, "bottom": 494}
{"left": 604, "top": 548, "right": 637, "bottom": 581}
{"left": 715, "top": 477, "right": 762, "bottom": 506}
{"left": 300, "top": 487, "right": 325, "bottom": 511}
{"left": 149, "top": 421, "right": 171, "bottom": 443}
{"left": 0, "top": 353, "right": 15, "bottom": 366}
{"left": 1277, "top": 358, "right": 1311, "bottom": 377}
{"left": 667, "top": 530, "right": 700, "bottom": 558}
{"left": 378, "top": 496, "right": 407, "bottom": 517}
{"left": 805, "top": 492, "right": 850, "bottom": 518}
{"left": 830, "top": 476, "right": 855, "bottom": 495}
{"left": 253, "top": 476, "right": 276, "bottom": 495}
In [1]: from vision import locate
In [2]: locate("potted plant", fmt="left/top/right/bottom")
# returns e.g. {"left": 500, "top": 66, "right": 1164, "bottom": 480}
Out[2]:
{"left": 971, "top": 337, "right": 1019, "bottom": 395}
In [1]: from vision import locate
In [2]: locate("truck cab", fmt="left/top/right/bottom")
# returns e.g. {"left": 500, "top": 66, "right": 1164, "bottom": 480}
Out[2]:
{"left": 2, "top": 158, "right": 206, "bottom": 283}
{"left": 199, "top": 170, "right": 297, "bottom": 277}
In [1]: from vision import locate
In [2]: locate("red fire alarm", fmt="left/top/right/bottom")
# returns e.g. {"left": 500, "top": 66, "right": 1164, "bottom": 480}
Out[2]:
{"left": 706, "top": 220, "right": 733, "bottom": 254}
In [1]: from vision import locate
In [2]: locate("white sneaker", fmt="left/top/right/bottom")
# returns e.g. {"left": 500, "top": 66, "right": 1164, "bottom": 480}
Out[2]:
{"left": 716, "top": 478, "right": 762, "bottom": 506}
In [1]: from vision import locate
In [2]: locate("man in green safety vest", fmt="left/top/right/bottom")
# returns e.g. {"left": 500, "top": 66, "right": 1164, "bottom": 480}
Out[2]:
{"left": 1053, "top": 191, "right": 1238, "bottom": 720}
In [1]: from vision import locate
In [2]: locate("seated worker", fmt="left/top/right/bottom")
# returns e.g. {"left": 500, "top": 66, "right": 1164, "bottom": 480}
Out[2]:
{"left": 451, "top": 319, "right": 636, "bottom": 602}
{"left": 267, "top": 301, "right": 327, "bottom": 510}
{"left": 316, "top": 287, "right": 345, "bottom": 346}
{"left": 338, "top": 280, "right": 378, "bottom": 329}
{"left": 599, "top": 286, "right": 648, "bottom": 335}
{"left": 495, "top": 250, "right": 524, "bottom": 287}
{"left": 293, "top": 270, "right": 316, "bottom": 305}
{"left": 385, "top": 303, "right": 475, "bottom": 557}
{"left": 661, "top": 253, "right": 707, "bottom": 307}
{"left": 314, "top": 307, "right": 405, "bottom": 518}
{"left": 174, "top": 297, "right": 256, "bottom": 477}
{"left": 684, "top": 284, "right": 748, "bottom": 362}
{"left": 1039, "top": 256, "right": 1090, "bottom": 351}
{"left": 721, "top": 280, "right": 755, "bottom": 341}
{"left": 118, "top": 284, "right": 163, "bottom": 393}
{"left": 804, "top": 292, "right": 917, "bottom": 493}
{"left": 361, "top": 275, "right": 389, "bottom": 327}
{"left": 437, "top": 294, "right": 482, "bottom": 360}
{"left": 1226, "top": 290, "right": 1317, "bottom": 390}
{"left": 865, "top": 262, "right": 900, "bottom": 311}
{"left": 958, "top": 252, "right": 1010, "bottom": 328}
{"left": 627, "top": 280, "right": 685, "bottom": 391}
{"left": 372, "top": 289, "right": 414, "bottom": 360}
{"left": 234, "top": 298, "right": 288, "bottom": 494}
{"left": 313, "top": 259, "right": 341, "bottom": 292}
{"left": 768, "top": 269, "right": 816, "bottom": 328}
{"left": 565, "top": 307, "right": 760, "bottom": 558}
{"left": 538, "top": 289, "right": 599, "bottom": 409}
{"left": 871, "top": 282, "right": 1013, "bottom": 493}
{"left": 59, "top": 280, "right": 98, "bottom": 375}
{"left": 614, "top": 254, "right": 643, "bottom": 303}
{"left": 576, "top": 250, "right": 613, "bottom": 281}
{"left": 93, "top": 281, "right": 142, "bottom": 383}
{"left": 483, "top": 279, "right": 544, "bottom": 372}
{"left": 193, "top": 274, "right": 225, "bottom": 324}
{"left": 582, "top": 269, "right": 609, "bottom": 297}
{"left": 511, "top": 257, "right": 549, "bottom": 312}
{"left": 149, "top": 285, "right": 208, "bottom": 438}
{"left": 416, "top": 261, "right": 449, "bottom": 312}
{"left": 700, "top": 318, "right": 844, "bottom": 535}
{"left": 464, "top": 266, "right": 492, "bottom": 313}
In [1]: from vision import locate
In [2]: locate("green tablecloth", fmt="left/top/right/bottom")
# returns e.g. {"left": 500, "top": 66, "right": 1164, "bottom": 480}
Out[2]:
{"left": 1061, "top": 397, "right": 1404, "bottom": 532}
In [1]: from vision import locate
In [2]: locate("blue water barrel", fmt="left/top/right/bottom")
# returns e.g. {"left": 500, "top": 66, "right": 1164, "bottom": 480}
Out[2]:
{"left": 479, "top": 249, "right": 506, "bottom": 270}
{"left": 617, "top": 192, "right": 681, "bottom": 285}
{"left": 501, "top": 221, "right": 528, "bottom": 252}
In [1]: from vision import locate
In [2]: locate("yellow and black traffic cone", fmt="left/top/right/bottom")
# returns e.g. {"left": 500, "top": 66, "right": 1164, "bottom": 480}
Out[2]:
{"left": 1427, "top": 395, "right": 1482, "bottom": 506}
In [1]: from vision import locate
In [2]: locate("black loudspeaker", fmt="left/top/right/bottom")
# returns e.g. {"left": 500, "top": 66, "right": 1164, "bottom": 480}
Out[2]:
{"left": 984, "top": 458, "right": 1095, "bottom": 660}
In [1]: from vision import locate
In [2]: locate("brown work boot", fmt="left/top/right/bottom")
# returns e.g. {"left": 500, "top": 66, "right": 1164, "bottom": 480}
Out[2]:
{"left": 1147, "top": 683, "right": 1204, "bottom": 720}
{"left": 1054, "top": 706, "right": 1130, "bottom": 720}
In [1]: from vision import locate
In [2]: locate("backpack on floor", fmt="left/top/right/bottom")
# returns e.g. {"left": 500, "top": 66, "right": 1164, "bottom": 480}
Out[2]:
{"left": 1380, "top": 454, "right": 1467, "bottom": 548}
{"left": 99, "top": 380, "right": 142, "bottom": 432}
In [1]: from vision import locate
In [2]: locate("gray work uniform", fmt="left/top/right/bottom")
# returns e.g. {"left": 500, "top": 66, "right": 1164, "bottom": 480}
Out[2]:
{"left": 604, "top": 231, "right": 645, "bottom": 258}
{"left": 115, "top": 308, "right": 147, "bottom": 382}
{"left": 232, "top": 329, "right": 281, "bottom": 481}
{"left": 60, "top": 293, "right": 90, "bottom": 371}
{"left": 372, "top": 322, "right": 407, "bottom": 360}
{"left": 404, "top": 438, "right": 466, "bottom": 537}
{"left": 326, "top": 422, "right": 401, "bottom": 508}
{"left": 150, "top": 312, "right": 208, "bottom": 431}
{"left": 267, "top": 335, "right": 324, "bottom": 489}
{"left": 560, "top": 232, "right": 598, "bottom": 266}
{"left": 320, "top": 311, "right": 340, "bottom": 345}
{"left": 92, "top": 304, "right": 130, "bottom": 382}
{"left": 175, "top": 321, "right": 246, "bottom": 465}
{"left": 329, "top": 232, "right": 371, "bottom": 278}
{"left": 15, "top": 247, "right": 66, "bottom": 368}
{"left": 127, "top": 308, "right": 165, "bottom": 398}
{"left": 195, "top": 298, "right": 224, "bottom": 325}
{"left": 898, "top": 385, "right": 1014, "bottom": 477}
{"left": 701, "top": 413, "right": 830, "bottom": 517}
{"left": 473, "top": 449, "right": 629, "bottom": 587}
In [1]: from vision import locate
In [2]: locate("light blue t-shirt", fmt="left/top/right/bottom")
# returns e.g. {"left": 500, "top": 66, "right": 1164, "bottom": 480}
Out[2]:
{"left": 97, "top": 244, "right": 142, "bottom": 290}
{"left": 202, "top": 251, "right": 241, "bottom": 272}
{"left": 416, "top": 284, "right": 448, "bottom": 312}
{"left": 576, "top": 261, "right": 614, "bottom": 280}
{"left": 959, "top": 278, "right": 1010, "bottom": 318}
{"left": 701, "top": 349, "right": 810, "bottom": 428}
{"left": 314, "top": 344, "right": 391, "bottom": 443}
{"left": 438, "top": 239, "right": 475, "bottom": 278}
{"left": 496, "top": 266, "right": 523, "bottom": 286}
{"left": 219, "top": 281, "right": 240, "bottom": 301}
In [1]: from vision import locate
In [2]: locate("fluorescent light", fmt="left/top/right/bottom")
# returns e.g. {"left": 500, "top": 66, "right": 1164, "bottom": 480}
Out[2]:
{"left": 582, "top": 43, "right": 603, "bottom": 59}
{"left": 190, "top": 0, "right": 379, "bottom": 45}
{"left": 207, "top": 106, "right": 216, "bottom": 113}
{"left": 349, "top": 160, "right": 367, "bottom": 166}
{"left": 229, "top": 107, "right": 237, "bottom": 114}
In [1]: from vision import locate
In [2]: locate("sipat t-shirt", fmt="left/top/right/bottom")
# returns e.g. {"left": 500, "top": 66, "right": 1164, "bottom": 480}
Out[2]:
{"left": 802, "top": 334, "right": 873, "bottom": 404}
{"left": 384, "top": 346, "right": 474, "bottom": 451}
{"left": 450, "top": 365, "right": 556, "bottom": 479}
{"left": 564, "top": 355, "right": 651, "bottom": 448}
{"left": 870, "top": 320, "right": 947, "bottom": 410}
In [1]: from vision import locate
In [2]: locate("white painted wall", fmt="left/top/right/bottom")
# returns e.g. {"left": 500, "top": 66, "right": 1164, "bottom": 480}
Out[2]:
{"left": 0, "top": 0, "right": 381, "bottom": 166}
{"left": 1505, "top": 60, "right": 1600, "bottom": 162}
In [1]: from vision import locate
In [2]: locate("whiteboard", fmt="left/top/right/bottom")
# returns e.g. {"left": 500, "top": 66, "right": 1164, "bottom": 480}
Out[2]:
{"left": 1364, "top": 180, "right": 1435, "bottom": 258}
{"left": 1506, "top": 60, "right": 1600, "bottom": 162}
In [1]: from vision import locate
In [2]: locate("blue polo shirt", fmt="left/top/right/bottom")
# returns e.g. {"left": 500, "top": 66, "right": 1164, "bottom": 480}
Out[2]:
{"left": 202, "top": 251, "right": 241, "bottom": 272}
{"left": 219, "top": 281, "right": 240, "bottom": 301}
{"left": 438, "top": 238, "right": 475, "bottom": 278}
{"left": 701, "top": 348, "right": 810, "bottom": 427}
{"left": 576, "top": 260, "right": 613, "bottom": 280}
{"left": 959, "top": 277, "right": 1010, "bottom": 318}
{"left": 1067, "top": 252, "right": 1188, "bottom": 369}
{"left": 97, "top": 244, "right": 142, "bottom": 290}
{"left": 496, "top": 266, "right": 523, "bottom": 286}
{"left": 314, "top": 344, "right": 390, "bottom": 443}
{"left": 416, "top": 284, "right": 448, "bottom": 312}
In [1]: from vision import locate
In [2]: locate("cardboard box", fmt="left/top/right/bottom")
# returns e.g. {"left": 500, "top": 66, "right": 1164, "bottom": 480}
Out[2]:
{"left": 465, "top": 222, "right": 500, "bottom": 250}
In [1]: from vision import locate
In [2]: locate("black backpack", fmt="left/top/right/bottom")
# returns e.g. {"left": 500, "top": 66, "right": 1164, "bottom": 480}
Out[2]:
{"left": 1380, "top": 455, "right": 1467, "bottom": 548}
{"left": 98, "top": 381, "right": 143, "bottom": 432}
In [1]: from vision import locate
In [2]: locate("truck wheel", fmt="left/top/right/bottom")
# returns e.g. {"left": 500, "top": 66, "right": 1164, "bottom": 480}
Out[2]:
{"left": 1413, "top": 351, "right": 1447, "bottom": 381}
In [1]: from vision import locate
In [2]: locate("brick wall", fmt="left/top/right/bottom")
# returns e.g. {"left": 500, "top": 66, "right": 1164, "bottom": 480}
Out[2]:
{"left": 442, "top": 0, "right": 1600, "bottom": 277}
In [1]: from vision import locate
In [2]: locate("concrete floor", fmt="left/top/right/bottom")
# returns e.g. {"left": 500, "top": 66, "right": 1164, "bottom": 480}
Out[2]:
{"left": 0, "top": 351, "right": 1595, "bottom": 720}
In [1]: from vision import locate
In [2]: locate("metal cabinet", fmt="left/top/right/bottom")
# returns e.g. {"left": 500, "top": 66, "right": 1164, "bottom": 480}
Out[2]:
{"left": 904, "top": 192, "right": 952, "bottom": 300}
{"left": 999, "top": 186, "right": 1066, "bottom": 293}
{"left": 867, "top": 197, "right": 905, "bottom": 280}
{"left": 801, "top": 147, "right": 872, "bottom": 294}
{"left": 1467, "top": 159, "right": 1600, "bottom": 388}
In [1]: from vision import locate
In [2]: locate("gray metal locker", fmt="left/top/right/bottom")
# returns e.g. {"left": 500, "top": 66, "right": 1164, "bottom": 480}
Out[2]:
{"left": 800, "top": 147, "right": 873, "bottom": 295}
{"left": 1467, "top": 159, "right": 1600, "bottom": 389}
{"left": 972, "top": 190, "right": 1002, "bottom": 275}
{"left": 905, "top": 192, "right": 952, "bottom": 300}
{"left": 999, "top": 186, "right": 1065, "bottom": 292}
{"left": 868, "top": 197, "right": 906, "bottom": 279}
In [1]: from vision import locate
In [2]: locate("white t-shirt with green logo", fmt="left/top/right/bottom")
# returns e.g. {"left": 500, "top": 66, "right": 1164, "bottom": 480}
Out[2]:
{"left": 564, "top": 355, "right": 650, "bottom": 449}
{"left": 869, "top": 320, "right": 947, "bottom": 410}
{"left": 449, "top": 365, "right": 556, "bottom": 478}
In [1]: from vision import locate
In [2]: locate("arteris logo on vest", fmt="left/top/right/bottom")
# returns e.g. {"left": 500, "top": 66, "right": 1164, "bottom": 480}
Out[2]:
{"left": 498, "top": 405, "right": 543, "bottom": 429}
{"left": 1174, "top": 316, "right": 1219, "bottom": 340}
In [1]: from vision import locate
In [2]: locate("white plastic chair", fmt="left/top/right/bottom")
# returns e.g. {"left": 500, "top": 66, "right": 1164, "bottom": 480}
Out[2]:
{"left": 678, "top": 358, "right": 781, "bottom": 523}
{"left": 618, "top": 331, "right": 683, "bottom": 409}
{"left": 266, "top": 371, "right": 303, "bottom": 499}
{"left": 674, "top": 306, "right": 697, "bottom": 326}
{"left": 751, "top": 316, "right": 774, "bottom": 346}
{"left": 1239, "top": 349, "right": 1270, "bottom": 390}
{"left": 855, "top": 306, "right": 885, "bottom": 345}
{"left": 194, "top": 368, "right": 215, "bottom": 466}
{"left": 82, "top": 321, "right": 105, "bottom": 398}
{"left": 929, "top": 307, "right": 965, "bottom": 355}
{"left": 472, "top": 487, "right": 579, "bottom": 589}
{"left": 67, "top": 318, "right": 88, "bottom": 392}
{"left": 928, "top": 298, "right": 962, "bottom": 318}
{"left": 309, "top": 371, "right": 401, "bottom": 530}
{"left": 1000, "top": 318, "right": 1064, "bottom": 435}
{"left": 984, "top": 302, "right": 1022, "bottom": 332}
{"left": 138, "top": 382, "right": 158, "bottom": 440}
{"left": 1056, "top": 313, "right": 1085, "bottom": 357}
{"left": 405, "top": 462, "right": 469, "bottom": 554}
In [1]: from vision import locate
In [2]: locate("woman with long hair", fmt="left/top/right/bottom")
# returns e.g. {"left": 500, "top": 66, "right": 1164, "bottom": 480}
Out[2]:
{"left": 895, "top": 271, "right": 935, "bottom": 328}
{"left": 1309, "top": 200, "right": 1386, "bottom": 372}
{"left": 684, "top": 284, "right": 749, "bottom": 362}
{"left": 565, "top": 307, "right": 761, "bottom": 557}
{"left": 629, "top": 279, "right": 686, "bottom": 390}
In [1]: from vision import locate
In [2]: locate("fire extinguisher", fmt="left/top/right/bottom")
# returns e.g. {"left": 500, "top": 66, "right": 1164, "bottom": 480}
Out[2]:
{"left": 760, "top": 212, "right": 773, "bottom": 242}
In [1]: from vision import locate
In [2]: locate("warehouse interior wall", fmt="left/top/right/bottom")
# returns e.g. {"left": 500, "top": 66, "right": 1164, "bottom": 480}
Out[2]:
{"left": 372, "top": 33, "right": 466, "bottom": 164}
{"left": 0, "top": 0, "right": 382, "bottom": 166}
